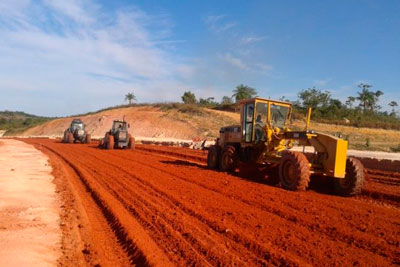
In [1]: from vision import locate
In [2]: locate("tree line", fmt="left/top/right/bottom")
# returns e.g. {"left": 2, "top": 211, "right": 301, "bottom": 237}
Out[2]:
{"left": 181, "top": 83, "right": 398, "bottom": 114}
{"left": 123, "top": 83, "right": 399, "bottom": 129}
{"left": 180, "top": 83, "right": 399, "bottom": 130}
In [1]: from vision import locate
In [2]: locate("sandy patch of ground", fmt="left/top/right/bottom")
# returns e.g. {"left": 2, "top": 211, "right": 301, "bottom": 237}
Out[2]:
{"left": 0, "top": 139, "right": 61, "bottom": 267}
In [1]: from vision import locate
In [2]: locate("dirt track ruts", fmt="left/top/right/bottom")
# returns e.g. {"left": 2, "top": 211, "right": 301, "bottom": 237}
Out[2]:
{"left": 22, "top": 139, "right": 400, "bottom": 266}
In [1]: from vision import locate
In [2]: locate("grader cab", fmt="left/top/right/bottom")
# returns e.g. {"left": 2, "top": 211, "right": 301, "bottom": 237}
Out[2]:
{"left": 207, "top": 97, "right": 365, "bottom": 196}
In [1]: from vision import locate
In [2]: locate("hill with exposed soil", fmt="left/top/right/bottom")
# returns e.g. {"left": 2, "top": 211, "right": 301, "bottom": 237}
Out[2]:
{"left": 16, "top": 104, "right": 400, "bottom": 151}
{"left": 20, "top": 105, "right": 239, "bottom": 140}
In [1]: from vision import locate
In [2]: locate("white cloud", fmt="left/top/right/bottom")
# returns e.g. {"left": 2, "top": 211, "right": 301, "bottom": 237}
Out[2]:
{"left": 219, "top": 53, "right": 273, "bottom": 74}
{"left": 0, "top": 1, "right": 195, "bottom": 115}
{"left": 204, "top": 15, "right": 226, "bottom": 24}
{"left": 42, "top": 0, "right": 97, "bottom": 25}
{"left": 313, "top": 79, "right": 330, "bottom": 87}
{"left": 219, "top": 53, "right": 248, "bottom": 70}
{"left": 204, "top": 14, "right": 237, "bottom": 33}
{"left": 240, "top": 35, "right": 267, "bottom": 45}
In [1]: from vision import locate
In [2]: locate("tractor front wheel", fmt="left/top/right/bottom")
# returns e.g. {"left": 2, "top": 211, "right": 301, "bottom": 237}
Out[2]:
{"left": 219, "top": 145, "right": 238, "bottom": 172}
{"left": 279, "top": 151, "right": 310, "bottom": 191}
{"left": 334, "top": 157, "right": 365, "bottom": 196}
{"left": 67, "top": 132, "right": 74, "bottom": 144}
{"left": 62, "top": 130, "right": 67, "bottom": 143}
{"left": 207, "top": 145, "right": 220, "bottom": 169}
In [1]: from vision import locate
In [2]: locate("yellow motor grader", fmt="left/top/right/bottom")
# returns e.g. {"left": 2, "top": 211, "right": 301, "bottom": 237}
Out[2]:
{"left": 207, "top": 97, "right": 365, "bottom": 196}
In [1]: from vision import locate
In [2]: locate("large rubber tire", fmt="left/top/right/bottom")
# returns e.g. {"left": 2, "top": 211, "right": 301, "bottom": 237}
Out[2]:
{"left": 207, "top": 145, "right": 220, "bottom": 169}
{"left": 106, "top": 134, "right": 114, "bottom": 150}
{"left": 334, "top": 157, "right": 365, "bottom": 196}
{"left": 219, "top": 145, "right": 238, "bottom": 172}
{"left": 85, "top": 134, "right": 91, "bottom": 144}
{"left": 62, "top": 130, "right": 67, "bottom": 143}
{"left": 279, "top": 151, "right": 310, "bottom": 191}
{"left": 67, "top": 132, "right": 74, "bottom": 144}
{"left": 128, "top": 135, "right": 135, "bottom": 150}
{"left": 98, "top": 139, "right": 104, "bottom": 148}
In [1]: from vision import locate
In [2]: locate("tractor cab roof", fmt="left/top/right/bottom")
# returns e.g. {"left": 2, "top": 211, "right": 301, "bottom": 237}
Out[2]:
{"left": 71, "top": 118, "right": 83, "bottom": 124}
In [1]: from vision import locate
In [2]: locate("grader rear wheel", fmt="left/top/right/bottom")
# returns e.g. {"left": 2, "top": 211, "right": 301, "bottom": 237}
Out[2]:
{"left": 279, "top": 151, "right": 310, "bottom": 191}
{"left": 334, "top": 157, "right": 365, "bottom": 196}
{"left": 219, "top": 145, "right": 238, "bottom": 172}
{"left": 207, "top": 145, "right": 220, "bottom": 169}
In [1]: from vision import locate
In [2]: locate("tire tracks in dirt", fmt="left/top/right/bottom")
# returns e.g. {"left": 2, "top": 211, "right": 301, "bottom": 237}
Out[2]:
{"left": 97, "top": 147, "right": 400, "bottom": 265}
{"left": 22, "top": 139, "right": 400, "bottom": 266}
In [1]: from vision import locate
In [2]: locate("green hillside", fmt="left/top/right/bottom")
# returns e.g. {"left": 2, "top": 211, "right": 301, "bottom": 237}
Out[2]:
{"left": 0, "top": 111, "right": 52, "bottom": 135}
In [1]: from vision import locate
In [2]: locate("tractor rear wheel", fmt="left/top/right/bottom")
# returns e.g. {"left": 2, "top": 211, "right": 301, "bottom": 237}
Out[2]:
{"left": 67, "top": 132, "right": 74, "bottom": 144}
{"left": 207, "top": 145, "right": 220, "bottom": 169}
{"left": 85, "top": 134, "right": 91, "bottom": 144}
{"left": 106, "top": 134, "right": 114, "bottom": 150}
{"left": 128, "top": 135, "right": 135, "bottom": 149}
{"left": 334, "top": 157, "right": 365, "bottom": 196}
{"left": 279, "top": 151, "right": 310, "bottom": 191}
{"left": 219, "top": 145, "right": 238, "bottom": 172}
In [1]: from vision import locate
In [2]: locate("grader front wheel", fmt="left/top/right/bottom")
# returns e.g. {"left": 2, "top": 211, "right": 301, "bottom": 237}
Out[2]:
{"left": 334, "top": 157, "right": 365, "bottom": 196}
{"left": 219, "top": 145, "right": 238, "bottom": 172}
{"left": 279, "top": 151, "right": 310, "bottom": 191}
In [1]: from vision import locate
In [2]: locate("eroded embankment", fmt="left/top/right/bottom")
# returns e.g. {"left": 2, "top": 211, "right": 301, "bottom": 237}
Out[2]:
{"left": 22, "top": 139, "right": 400, "bottom": 266}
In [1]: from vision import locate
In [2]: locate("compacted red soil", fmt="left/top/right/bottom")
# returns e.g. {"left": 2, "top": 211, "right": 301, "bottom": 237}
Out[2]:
{"left": 22, "top": 139, "right": 400, "bottom": 266}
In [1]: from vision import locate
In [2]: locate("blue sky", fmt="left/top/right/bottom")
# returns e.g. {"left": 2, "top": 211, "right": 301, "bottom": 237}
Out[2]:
{"left": 0, "top": 0, "right": 399, "bottom": 116}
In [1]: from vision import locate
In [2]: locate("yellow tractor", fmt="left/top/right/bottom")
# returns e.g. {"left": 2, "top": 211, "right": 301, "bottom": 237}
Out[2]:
{"left": 207, "top": 97, "right": 365, "bottom": 196}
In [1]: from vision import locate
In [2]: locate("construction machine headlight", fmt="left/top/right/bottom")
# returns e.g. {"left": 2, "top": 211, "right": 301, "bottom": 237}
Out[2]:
{"left": 77, "top": 129, "right": 85, "bottom": 136}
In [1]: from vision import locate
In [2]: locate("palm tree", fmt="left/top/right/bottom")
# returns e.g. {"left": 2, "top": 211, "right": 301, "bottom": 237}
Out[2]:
{"left": 389, "top": 101, "right": 398, "bottom": 114}
{"left": 356, "top": 83, "right": 374, "bottom": 111}
{"left": 232, "top": 84, "right": 257, "bottom": 102}
{"left": 125, "top": 92, "right": 136, "bottom": 105}
{"left": 345, "top": 96, "right": 356, "bottom": 108}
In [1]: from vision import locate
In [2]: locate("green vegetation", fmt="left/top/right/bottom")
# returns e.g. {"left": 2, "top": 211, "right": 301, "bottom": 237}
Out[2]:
{"left": 295, "top": 83, "right": 400, "bottom": 130}
{"left": 181, "top": 91, "right": 197, "bottom": 104}
{"left": 0, "top": 111, "right": 52, "bottom": 135}
{"left": 178, "top": 82, "right": 399, "bottom": 131}
{"left": 125, "top": 92, "right": 136, "bottom": 104}
{"left": 232, "top": 84, "right": 257, "bottom": 102}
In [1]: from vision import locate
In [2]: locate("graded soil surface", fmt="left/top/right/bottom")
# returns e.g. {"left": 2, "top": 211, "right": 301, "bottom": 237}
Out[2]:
{"left": 21, "top": 138, "right": 400, "bottom": 266}
{"left": 0, "top": 139, "right": 61, "bottom": 267}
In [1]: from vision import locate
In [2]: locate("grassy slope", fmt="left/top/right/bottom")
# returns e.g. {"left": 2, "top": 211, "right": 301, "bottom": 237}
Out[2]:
{"left": 0, "top": 111, "right": 52, "bottom": 135}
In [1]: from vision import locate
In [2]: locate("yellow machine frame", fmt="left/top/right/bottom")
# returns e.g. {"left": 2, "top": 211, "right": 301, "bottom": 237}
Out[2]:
{"left": 238, "top": 98, "right": 347, "bottom": 178}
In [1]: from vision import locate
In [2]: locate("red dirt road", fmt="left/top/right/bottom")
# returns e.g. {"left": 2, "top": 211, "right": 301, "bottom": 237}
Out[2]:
{"left": 22, "top": 139, "right": 400, "bottom": 266}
